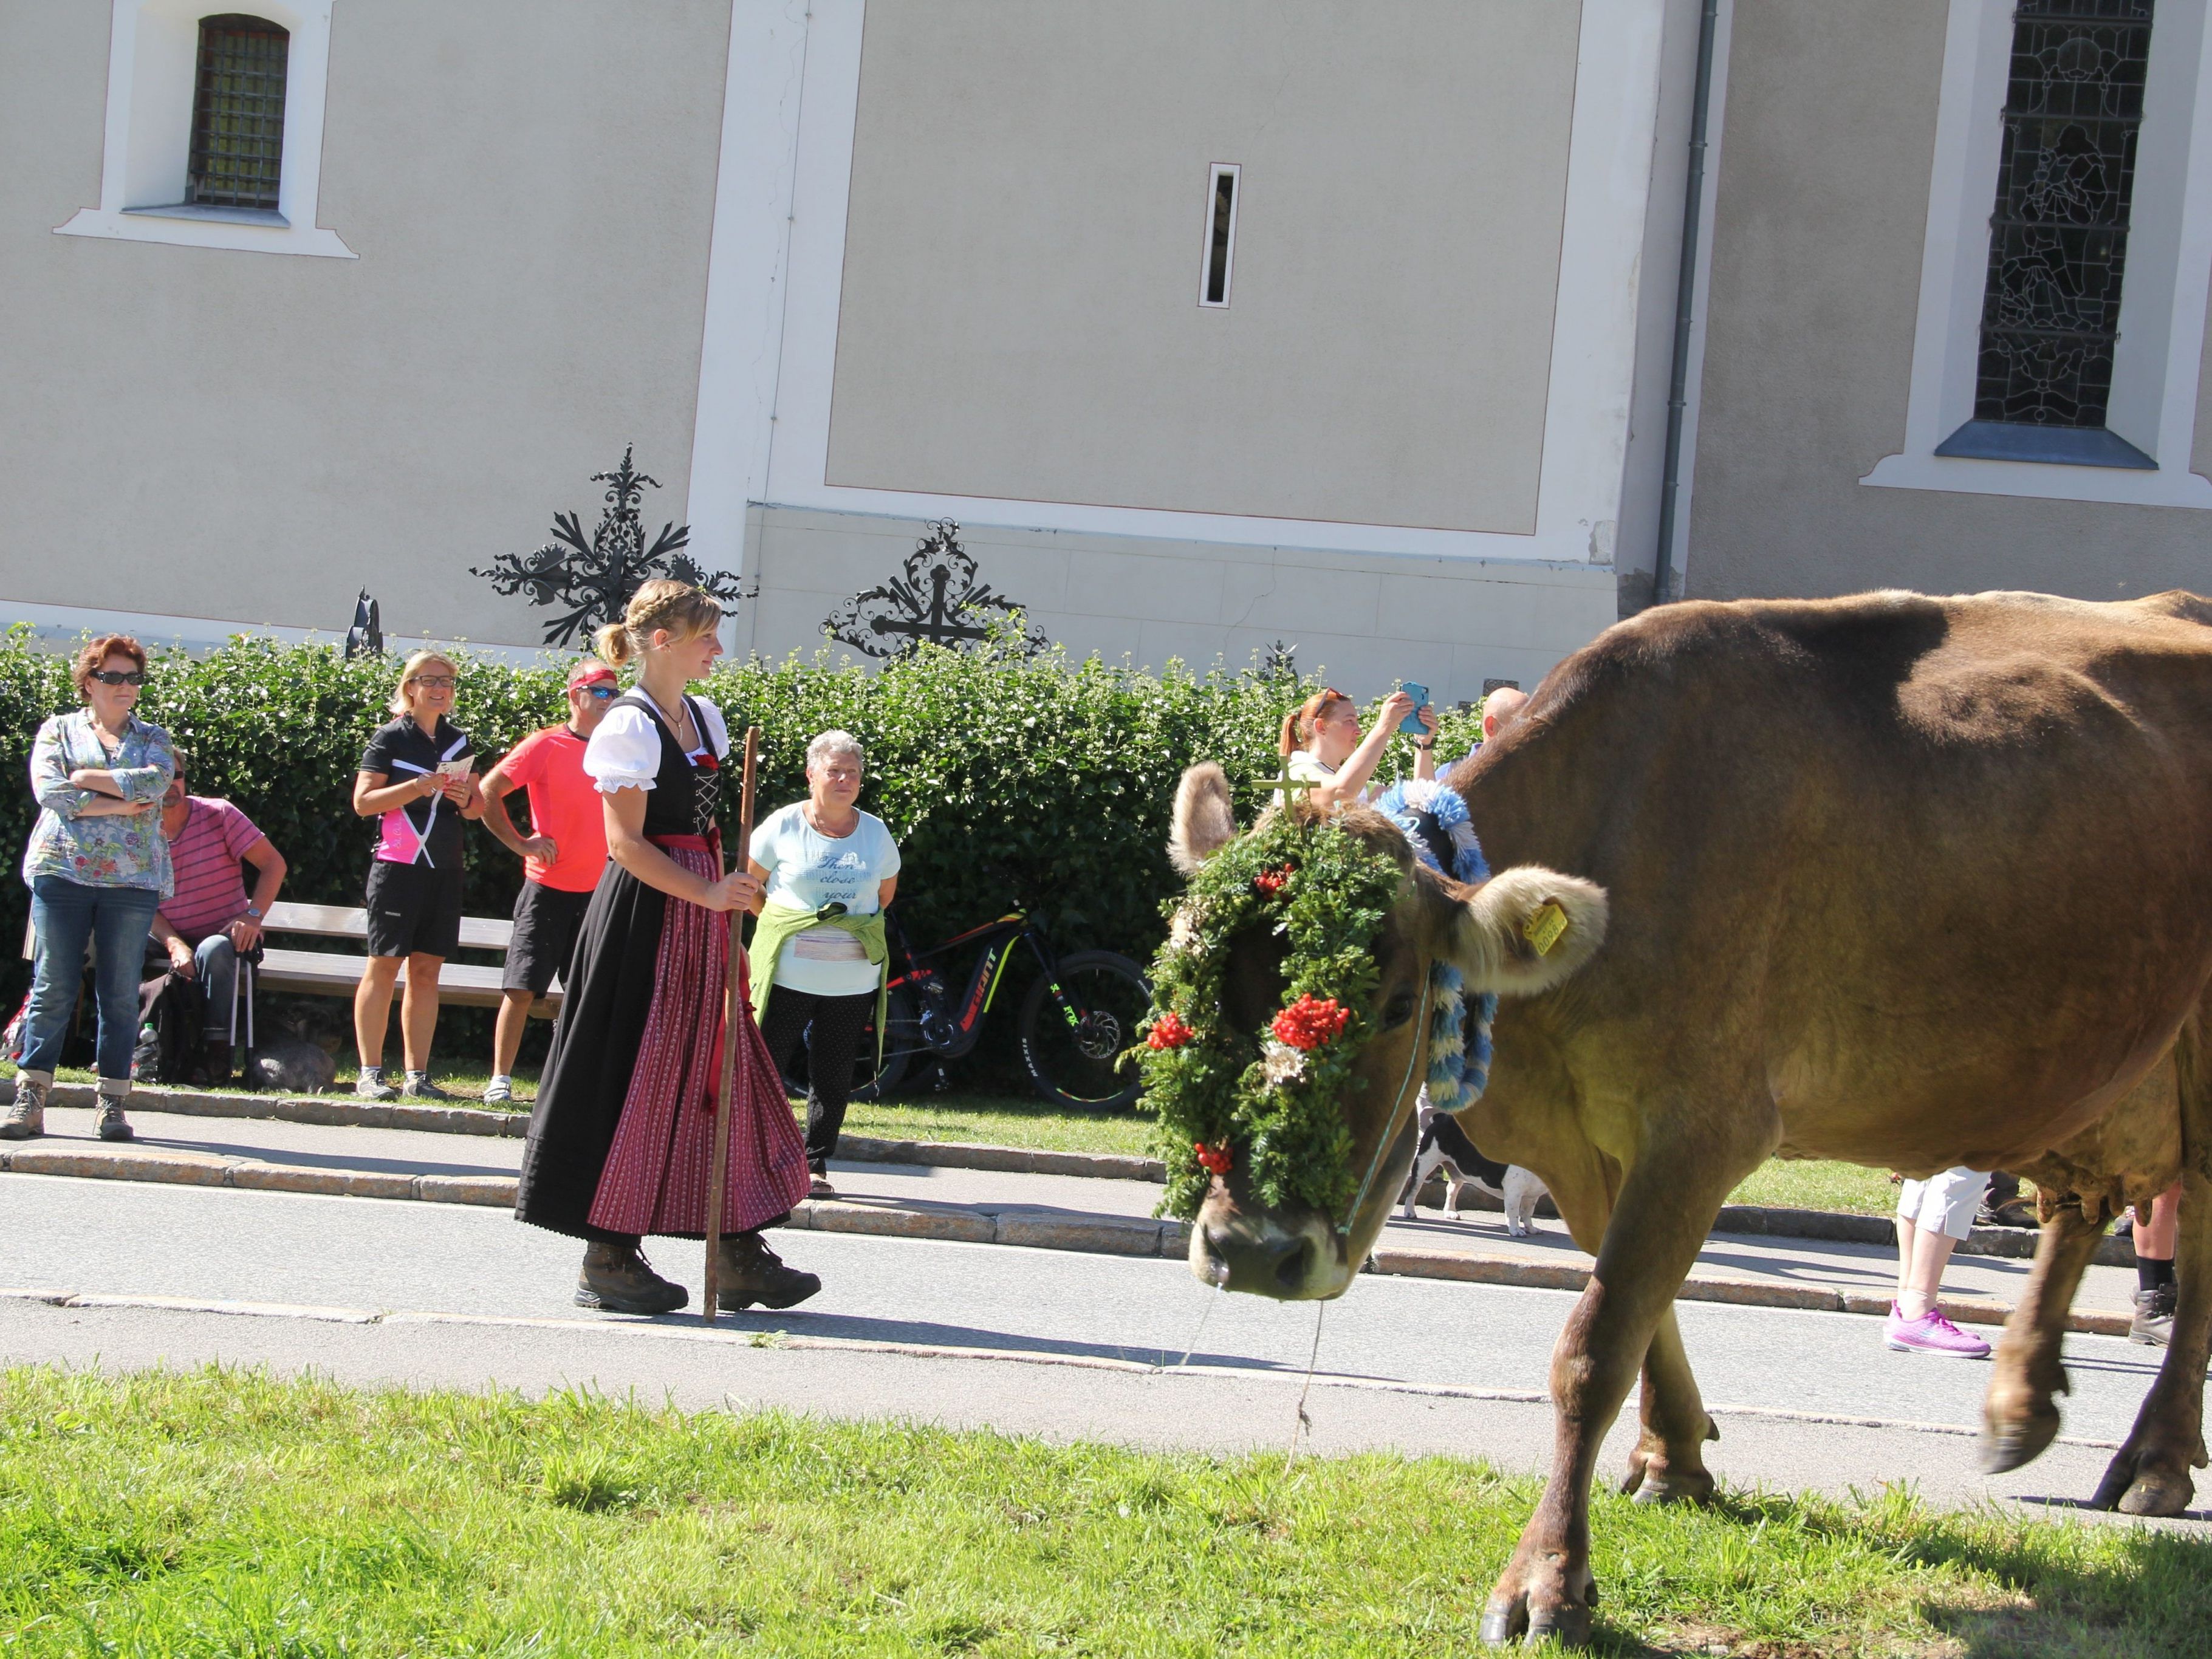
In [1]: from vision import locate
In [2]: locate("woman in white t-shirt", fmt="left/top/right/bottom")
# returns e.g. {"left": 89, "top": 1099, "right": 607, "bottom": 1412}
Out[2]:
{"left": 1277, "top": 686, "right": 1436, "bottom": 812}
{"left": 747, "top": 730, "right": 902, "bottom": 1196}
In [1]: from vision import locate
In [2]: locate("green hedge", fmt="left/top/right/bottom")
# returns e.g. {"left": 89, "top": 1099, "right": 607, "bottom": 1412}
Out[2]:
{"left": 0, "top": 631, "right": 1480, "bottom": 1075}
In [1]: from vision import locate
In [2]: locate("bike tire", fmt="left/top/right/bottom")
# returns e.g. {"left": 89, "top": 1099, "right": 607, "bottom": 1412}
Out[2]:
{"left": 1019, "top": 950, "right": 1151, "bottom": 1110}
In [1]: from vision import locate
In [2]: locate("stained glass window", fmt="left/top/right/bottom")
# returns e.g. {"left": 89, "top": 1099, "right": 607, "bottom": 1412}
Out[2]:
{"left": 186, "top": 16, "right": 289, "bottom": 213}
{"left": 1970, "top": 0, "right": 2154, "bottom": 431}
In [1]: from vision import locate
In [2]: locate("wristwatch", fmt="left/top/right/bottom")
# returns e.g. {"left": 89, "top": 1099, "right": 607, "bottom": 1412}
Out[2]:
{"left": 244, "top": 905, "right": 263, "bottom": 920}
{"left": 1412, "top": 739, "right": 1435, "bottom": 751}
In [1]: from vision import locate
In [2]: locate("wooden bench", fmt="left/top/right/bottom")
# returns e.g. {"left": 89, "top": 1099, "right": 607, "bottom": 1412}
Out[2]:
{"left": 258, "top": 901, "right": 561, "bottom": 1016}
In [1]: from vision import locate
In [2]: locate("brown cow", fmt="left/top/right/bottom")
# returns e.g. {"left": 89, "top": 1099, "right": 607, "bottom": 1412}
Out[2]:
{"left": 1170, "top": 590, "right": 2212, "bottom": 1649}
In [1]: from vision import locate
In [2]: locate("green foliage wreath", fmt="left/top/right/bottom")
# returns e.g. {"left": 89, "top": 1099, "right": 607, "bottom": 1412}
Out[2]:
{"left": 1138, "top": 812, "right": 1410, "bottom": 1220}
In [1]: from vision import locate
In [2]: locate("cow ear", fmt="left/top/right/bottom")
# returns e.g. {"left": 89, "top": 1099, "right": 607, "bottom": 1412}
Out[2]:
{"left": 1435, "top": 864, "right": 1608, "bottom": 996}
{"left": 1168, "top": 762, "right": 1237, "bottom": 874}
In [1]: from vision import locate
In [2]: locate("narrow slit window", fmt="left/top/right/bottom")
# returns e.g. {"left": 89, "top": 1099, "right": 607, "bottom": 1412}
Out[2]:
{"left": 187, "top": 15, "right": 290, "bottom": 212}
{"left": 1200, "top": 163, "right": 1239, "bottom": 307}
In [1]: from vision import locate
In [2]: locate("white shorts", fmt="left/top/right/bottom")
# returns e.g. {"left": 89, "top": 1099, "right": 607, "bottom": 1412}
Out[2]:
{"left": 1897, "top": 1166, "right": 1991, "bottom": 1242}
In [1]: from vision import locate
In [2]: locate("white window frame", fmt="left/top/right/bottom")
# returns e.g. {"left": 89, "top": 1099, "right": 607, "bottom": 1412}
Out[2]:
{"left": 1864, "top": 0, "right": 2212, "bottom": 506}
{"left": 1198, "top": 162, "right": 1240, "bottom": 307}
{"left": 55, "top": 0, "right": 354, "bottom": 260}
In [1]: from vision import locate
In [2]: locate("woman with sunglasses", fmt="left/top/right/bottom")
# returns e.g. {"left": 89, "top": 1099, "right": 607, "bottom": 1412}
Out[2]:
{"left": 4, "top": 635, "right": 176, "bottom": 1144}
{"left": 474, "top": 658, "right": 623, "bottom": 1104}
{"left": 1276, "top": 685, "right": 1436, "bottom": 813}
{"left": 351, "top": 650, "right": 482, "bottom": 1101}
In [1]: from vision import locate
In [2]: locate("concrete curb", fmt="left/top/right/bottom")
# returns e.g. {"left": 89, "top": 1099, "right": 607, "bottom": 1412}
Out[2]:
{"left": 0, "top": 1142, "right": 2137, "bottom": 1335}
{"left": 0, "top": 1081, "right": 2129, "bottom": 1262}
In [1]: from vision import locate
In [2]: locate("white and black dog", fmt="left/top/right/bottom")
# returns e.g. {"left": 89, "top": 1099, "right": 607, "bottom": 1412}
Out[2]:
{"left": 1398, "top": 1090, "right": 1549, "bottom": 1236}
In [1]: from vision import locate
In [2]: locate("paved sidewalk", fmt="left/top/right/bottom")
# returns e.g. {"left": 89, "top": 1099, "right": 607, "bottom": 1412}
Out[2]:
{"left": 4, "top": 1104, "right": 2142, "bottom": 1332}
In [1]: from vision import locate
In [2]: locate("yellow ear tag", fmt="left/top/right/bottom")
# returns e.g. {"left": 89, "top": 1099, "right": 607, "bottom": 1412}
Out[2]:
{"left": 1523, "top": 899, "right": 1569, "bottom": 957}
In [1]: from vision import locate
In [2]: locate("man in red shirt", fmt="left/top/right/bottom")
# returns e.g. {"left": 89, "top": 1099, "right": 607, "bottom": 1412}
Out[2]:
{"left": 477, "top": 660, "right": 618, "bottom": 1103}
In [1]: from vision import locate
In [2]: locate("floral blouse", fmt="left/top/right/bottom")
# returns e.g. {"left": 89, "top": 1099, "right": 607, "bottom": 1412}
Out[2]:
{"left": 20, "top": 710, "right": 177, "bottom": 895}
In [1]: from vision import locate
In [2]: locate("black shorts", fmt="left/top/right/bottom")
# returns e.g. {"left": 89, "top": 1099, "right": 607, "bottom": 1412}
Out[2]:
{"left": 503, "top": 880, "right": 592, "bottom": 994}
{"left": 364, "top": 859, "right": 465, "bottom": 960}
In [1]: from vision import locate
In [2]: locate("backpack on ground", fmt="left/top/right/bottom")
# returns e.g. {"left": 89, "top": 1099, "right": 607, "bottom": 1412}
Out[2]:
{"left": 132, "top": 968, "right": 207, "bottom": 1086}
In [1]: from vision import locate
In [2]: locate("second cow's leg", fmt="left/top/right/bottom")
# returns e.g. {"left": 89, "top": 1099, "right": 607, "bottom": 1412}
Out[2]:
{"left": 1621, "top": 1304, "right": 1719, "bottom": 1503}
{"left": 1983, "top": 1202, "right": 2108, "bottom": 1474}
{"left": 2094, "top": 1167, "right": 2212, "bottom": 1514}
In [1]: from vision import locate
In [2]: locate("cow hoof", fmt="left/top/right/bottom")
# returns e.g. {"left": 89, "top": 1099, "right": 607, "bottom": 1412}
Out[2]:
{"left": 1982, "top": 1413, "right": 2060, "bottom": 1475}
{"left": 2118, "top": 1470, "right": 2194, "bottom": 1517}
{"left": 1524, "top": 1601, "right": 1594, "bottom": 1648}
{"left": 1479, "top": 1604, "right": 1524, "bottom": 1647}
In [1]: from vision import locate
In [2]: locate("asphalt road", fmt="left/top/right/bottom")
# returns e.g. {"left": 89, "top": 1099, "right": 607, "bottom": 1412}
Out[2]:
{"left": 5, "top": 1171, "right": 2205, "bottom": 1525}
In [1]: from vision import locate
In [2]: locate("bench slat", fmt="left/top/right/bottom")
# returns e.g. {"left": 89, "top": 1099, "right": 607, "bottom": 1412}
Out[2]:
{"left": 256, "top": 949, "right": 557, "bottom": 1017}
{"left": 264, "top": 900, "right": 515, "bottom": 951}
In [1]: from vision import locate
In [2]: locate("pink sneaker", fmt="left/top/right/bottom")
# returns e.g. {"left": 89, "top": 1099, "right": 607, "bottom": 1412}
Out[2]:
{"left": 1884, "top": 1302, "right": 1990, "bottom": 1358}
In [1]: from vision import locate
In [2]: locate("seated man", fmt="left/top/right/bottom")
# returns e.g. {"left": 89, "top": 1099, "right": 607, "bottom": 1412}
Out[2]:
{"left": 148, "top": 752, "right": 287, "bottom": 1084}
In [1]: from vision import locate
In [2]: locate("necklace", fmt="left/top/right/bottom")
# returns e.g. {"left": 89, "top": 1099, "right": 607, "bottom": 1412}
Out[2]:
{"left": 642, "top": 685, "right": 699, "bottom": 752}
{"left": 804, "top": 800, "right": 859, "bottom": 838}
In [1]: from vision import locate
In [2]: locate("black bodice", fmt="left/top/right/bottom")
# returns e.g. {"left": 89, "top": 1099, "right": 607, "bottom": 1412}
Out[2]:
{"left": 618, "top": 691, "right": 721, "bottom": 840}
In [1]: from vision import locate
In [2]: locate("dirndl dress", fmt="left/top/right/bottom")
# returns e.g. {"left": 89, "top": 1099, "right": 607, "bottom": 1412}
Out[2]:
{"left": 513, "top": 690, "right": 809, "bottom": 1242}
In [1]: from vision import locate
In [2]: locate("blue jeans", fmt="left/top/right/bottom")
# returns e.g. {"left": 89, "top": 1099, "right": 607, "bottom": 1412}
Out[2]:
{"left": 189, "top": 933, "right": 242, "bottom": 1038}
{"left": 21, "top": 876, "right": 162, "bottom": 1083}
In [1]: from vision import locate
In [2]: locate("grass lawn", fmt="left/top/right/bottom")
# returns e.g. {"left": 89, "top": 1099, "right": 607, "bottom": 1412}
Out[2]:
{"left": 4, "top": 1367, "right": 2204, "bottom": 1657}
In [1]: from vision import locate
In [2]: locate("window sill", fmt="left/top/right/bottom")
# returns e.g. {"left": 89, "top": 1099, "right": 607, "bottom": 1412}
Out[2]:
{"left": 1934, "top": 420, "right": 2157, "bottom": 470}
{"left": 125, "top": 202, "right": 289, "bottom": 228}
{"left": 52, "top": 205, "right": 354, "bottom": 260}
{"left": 1861, "top": 446, "right": 2212, "bottom": 508}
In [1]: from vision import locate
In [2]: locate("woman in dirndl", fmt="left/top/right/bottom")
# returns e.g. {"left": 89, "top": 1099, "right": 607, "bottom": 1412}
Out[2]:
{"left": 514, "top": 580, "right": 818, "bottom": 1315}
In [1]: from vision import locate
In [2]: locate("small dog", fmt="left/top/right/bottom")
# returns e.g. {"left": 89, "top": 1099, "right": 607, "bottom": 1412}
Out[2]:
{"left": 1399, "top": 1093, "right": 1549, "bottom": 1236}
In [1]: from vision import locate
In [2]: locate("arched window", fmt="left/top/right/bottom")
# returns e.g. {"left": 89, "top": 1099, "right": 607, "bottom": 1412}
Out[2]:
{"left": 186, "top": 14, "right": 289, "bottom": 211}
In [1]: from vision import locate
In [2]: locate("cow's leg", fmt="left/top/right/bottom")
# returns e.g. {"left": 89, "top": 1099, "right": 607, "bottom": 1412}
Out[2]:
{"left": 1983, "top": 1202, "right": 2107, "bottom": 1473}
{"left": 2092, "top": 1167, "right": 2212, "bottom": 1515}
{"left": 1480, "top": 1134, "right": 1751, "bottom": 1649}
{"left": 1620, "top": 1305, "right": 1720, "bottom": 1503}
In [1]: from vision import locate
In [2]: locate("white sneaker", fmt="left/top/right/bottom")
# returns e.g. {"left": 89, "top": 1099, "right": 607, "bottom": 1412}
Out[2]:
{"left": 482, "top": 1075, "right": 513, "bottom": 1105}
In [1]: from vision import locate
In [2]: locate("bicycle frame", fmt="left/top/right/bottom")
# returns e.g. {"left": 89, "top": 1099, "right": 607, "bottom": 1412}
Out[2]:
{"left": 880, "top": 908, "right": 1073, "bottom": 1064}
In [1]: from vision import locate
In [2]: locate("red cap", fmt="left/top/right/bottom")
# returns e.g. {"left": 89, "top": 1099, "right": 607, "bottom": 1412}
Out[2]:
{"left": 567, "top": 660, "right": 617, "bottom": 689}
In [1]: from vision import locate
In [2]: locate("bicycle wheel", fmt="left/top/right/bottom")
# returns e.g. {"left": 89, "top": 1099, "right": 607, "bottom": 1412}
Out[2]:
{"left": 778, "top": 987, "right": 914, "bottom": 1104}
{"left": 1019, "top": 951, "right": 1151, "bottom": 1110}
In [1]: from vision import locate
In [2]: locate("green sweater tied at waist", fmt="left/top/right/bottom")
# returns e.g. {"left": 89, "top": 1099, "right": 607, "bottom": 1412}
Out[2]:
{"left": 747, "top": 900, "right": 890, "bottom": 1066}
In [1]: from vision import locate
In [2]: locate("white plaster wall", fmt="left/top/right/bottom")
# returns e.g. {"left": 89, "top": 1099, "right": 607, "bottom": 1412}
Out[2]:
{"left": 0, "top": 0, "right": 732, "bottom": 646}
{"left": 823, "top": 0, "right": 1581, "bottom": 536}
{"left": 739, "top": 506, "right": 1615, "bottom": 703}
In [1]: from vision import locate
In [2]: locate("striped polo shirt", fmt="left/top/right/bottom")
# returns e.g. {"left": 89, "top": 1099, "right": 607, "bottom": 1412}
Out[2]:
{"left": 158, "top": 796, "right": 264, "bottom": 942}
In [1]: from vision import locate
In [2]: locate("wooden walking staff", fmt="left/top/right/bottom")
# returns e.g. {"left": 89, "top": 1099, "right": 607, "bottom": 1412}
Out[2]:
{"left": 702, "top": 724, "right": 760, "bottom": 1324}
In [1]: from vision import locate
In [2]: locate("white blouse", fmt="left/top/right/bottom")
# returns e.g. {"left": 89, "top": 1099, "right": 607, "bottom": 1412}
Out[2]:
{"left": 581, "top": 694, "right": 730, "bottom": 795}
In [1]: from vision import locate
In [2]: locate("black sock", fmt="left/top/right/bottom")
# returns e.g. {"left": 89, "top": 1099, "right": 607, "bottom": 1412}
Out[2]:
{"left": 2138, "top": 1256, "right": 2176, "bottom": 1294}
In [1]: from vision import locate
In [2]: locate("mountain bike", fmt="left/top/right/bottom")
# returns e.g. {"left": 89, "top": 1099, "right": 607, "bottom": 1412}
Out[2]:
{"left": 780, "top": 905, "right": 1151, "bottom": 1110}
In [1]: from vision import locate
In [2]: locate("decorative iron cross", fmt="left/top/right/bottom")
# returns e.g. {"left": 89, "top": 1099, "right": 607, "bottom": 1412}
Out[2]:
{"left": 823, "top": 521, "right": 1047, "bottom": 659}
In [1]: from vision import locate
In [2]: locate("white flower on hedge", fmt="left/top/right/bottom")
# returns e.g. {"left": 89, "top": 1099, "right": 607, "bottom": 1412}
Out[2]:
{"left": 1261, "top": 1039, "right": 1306, "bottom": 1087}
{"left": 1166, "top": 906, "right": 1200, "bottom": 955}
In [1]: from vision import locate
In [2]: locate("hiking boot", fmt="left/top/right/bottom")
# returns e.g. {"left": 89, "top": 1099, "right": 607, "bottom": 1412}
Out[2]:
{"left": 575, "top": 1242, "right": 688, "bottom": 1315}
{"left": 95, "top": 1093, "right": 134, "bottom": 1143}
{"left": 1, "top": 1075, "right": 47, "bottom": 1140}
{"left": 401, "top": 1072, "right": 454, "bottom": 1101}
{"left": 2131, "top": 1284, "right": 2177, "bottom": 1347}
{"left": 355, "top": 1067, "right": 399, "bottom": 1101}
{"left": 482, "top": 1075, "right": 514, "bottom": 1106}
{"left": 1884, "top": 1302, "right": 1990, "bottom": 1358}
{"left": 716, "top": 1233, "right": 821, "bottom": 1313}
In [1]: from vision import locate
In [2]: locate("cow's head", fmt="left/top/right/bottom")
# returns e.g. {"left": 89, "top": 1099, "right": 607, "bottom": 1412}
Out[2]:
{"left": 1164, "top": 762, "right": 1606, "bottom": 1300}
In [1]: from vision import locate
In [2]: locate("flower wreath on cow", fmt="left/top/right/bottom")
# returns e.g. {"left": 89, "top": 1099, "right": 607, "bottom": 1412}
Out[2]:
{"left": 1137, "top": 792, "right": 1498, "bottom": 1222}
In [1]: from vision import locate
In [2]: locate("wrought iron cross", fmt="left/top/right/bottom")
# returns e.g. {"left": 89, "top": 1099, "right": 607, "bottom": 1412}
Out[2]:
{"left": 823, "top": 521, "right": 1046, "bottom": 658}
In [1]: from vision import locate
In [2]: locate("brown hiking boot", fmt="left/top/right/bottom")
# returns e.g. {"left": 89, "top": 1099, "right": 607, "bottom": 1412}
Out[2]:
{"left": 717, "top": 1233, "right": 821, "bottom": 1312}
{"left": 1, "top": 1075, "right": 47, "bottom": 1140}
{"left": 575, "top": 1242, "right": 688, "bottom": 1315}
{"left": 2131, "top": 1284, "right": 2177, "bottom": 1347}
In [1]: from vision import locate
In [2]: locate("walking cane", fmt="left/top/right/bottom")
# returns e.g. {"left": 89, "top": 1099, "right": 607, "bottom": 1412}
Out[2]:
{"left": 702, "top": 725, "right": 760, "bottom": 1324}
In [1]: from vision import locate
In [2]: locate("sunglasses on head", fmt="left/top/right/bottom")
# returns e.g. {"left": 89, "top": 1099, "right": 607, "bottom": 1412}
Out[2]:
{"left": 88, "top": 669, "right": 146, "bottom": 686}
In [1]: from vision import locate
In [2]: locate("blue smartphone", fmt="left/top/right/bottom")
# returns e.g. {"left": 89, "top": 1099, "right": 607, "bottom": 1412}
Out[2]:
{"left": 1398, "top": 682, "right": 1430, "bottom": 733}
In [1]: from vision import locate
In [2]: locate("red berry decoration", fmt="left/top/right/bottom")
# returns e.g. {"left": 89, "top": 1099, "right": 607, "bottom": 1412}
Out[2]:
{"left": 1194, "top": 1141, "right": 1234, "bottom": 1177}
{"left": 1147, "top": 1011, "right": 1194, "bottom": 1050}
{"left": 1253, "top": 865, "right": 1295, "bottom": 897}
{"left": 1271, "top": 993, "right": 1349, "bottom": 1050}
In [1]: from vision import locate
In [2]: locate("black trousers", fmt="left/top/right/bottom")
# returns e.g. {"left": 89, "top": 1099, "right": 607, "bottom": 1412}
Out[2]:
{"left": 758, "top": 985, "right": 875, "bottom": 1168}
